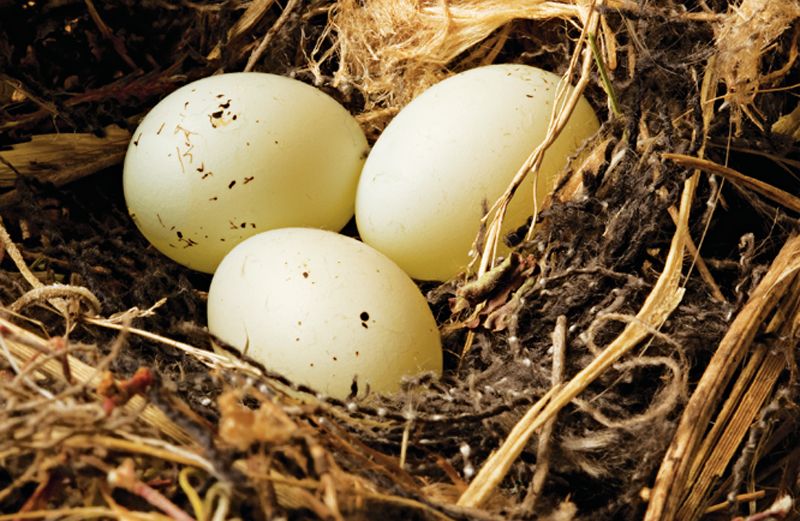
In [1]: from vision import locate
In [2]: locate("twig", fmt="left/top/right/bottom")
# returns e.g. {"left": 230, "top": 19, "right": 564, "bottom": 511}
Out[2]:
{"left": 399, "top": 417, "right": 411, "bottom": 470}
{"left": 519, "top": 315, "right": 567, "bottom": 513}
{"left": 0, "top": 216, "right": 43, "bottom": 291}
{"left": 667, "top": 205, "right": 726, "bottom": 302}
{"left": 65, "top": 433, "right": 213, "bottom": 473}
{"left": 645, "top": 233, "right": 800, "bottom": 520}
{"left": 704, "top": 491, "right": 766, "bottom": 514}
{"left": 84, "top": 0, "right": 138, "bottom": 70}
{"left": 675, "top": 276, "right": 800, "bottom": 519}
{"left": 207, "top": 0, "right": 276, "bottom": 61}
{"left": 10, "top": 284, "right": 101, "bottom": 314}
{"left": 244, "top": 0, "right": 301, "bottom": 72}
{"left": 84, "top": 316, "right": 260, "bottom": 374}
{"left": 663, "top": 153, "right": 800, "bottom": 213}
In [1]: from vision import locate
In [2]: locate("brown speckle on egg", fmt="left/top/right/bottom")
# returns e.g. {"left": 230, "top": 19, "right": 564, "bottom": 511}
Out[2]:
{"left": 175, "top": 146, "right": 185, "bottom": 172}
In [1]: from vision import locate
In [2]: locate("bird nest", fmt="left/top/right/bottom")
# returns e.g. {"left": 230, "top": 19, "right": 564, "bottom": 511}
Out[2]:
{"left": 1, "top": 1, "right": 799, "bottom": 520}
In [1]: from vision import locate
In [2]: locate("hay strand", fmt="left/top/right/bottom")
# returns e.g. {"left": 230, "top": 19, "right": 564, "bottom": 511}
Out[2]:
{"left": 645, "top": 233, "right": 800, "bottom": 520}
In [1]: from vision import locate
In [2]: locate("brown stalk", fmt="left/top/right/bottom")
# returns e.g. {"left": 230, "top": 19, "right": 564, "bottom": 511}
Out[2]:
{"left": 705, "top": 491, "right": 767, "bottom": 514}
{"left": 518, "top": 315, "right": 567, "bottom": 513}
{"left": 666, "top": 205, "right": 726, "bottom": 302}
{"left": 679, "top": 346, "right": 790, "bottom": 518}
{"left": 676, "top": 275, "right": 800, "bottom": 518}
{"left": 206, "top": 0, "right": 276, "bottom": 61}
{"left": 644, "top": 233, "right": 800, "bottom": 520}
{"left": 244, "top": 0, "right": 302, "bottom": 72}
{"left": 663, "top": 153, "right": 800, "bottom": 214}
{"left": 0, "top": 125, "right": 131, "bottom": 206}
{"left": 84, "top": 0, "right": 139, "bottom": 71}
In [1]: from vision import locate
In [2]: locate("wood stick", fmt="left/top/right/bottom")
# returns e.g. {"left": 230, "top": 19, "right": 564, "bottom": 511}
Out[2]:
{"left": 0, "top": 125, "right": 130, "bottom": 205}
{"left": 519, "top": 316, "right": 567, "bottom": 512}
{"left": 663, "top": 153, "right": 800, "bottom": 214}
{"left": 644, "top": 233, "right": 800, "bottom": 520}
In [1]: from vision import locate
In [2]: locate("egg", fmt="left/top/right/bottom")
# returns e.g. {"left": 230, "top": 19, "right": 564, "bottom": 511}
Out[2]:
{"left": 355, "top": 64, "right": 600, "bottom": 281}
{"left": 123, "top": 72, "right": 368, "bottom": 273}
{"left": 207, "top": 228, "right": 442, "bottom": 399}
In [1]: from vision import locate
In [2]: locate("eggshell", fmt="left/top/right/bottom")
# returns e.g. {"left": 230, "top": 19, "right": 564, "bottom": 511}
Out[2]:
{"left": 124, "top": 72, "right": 368, "bottom": 273}
{"left": 355, "top": 64, "right": 600, "bottom": 281}
{"left": 207, "top": 228, "right": 442, "bottom": 399}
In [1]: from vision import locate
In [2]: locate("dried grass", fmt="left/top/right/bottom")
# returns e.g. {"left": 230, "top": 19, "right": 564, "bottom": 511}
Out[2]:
{"left": 311, "top": 0, "right": 621, "bottom": 132}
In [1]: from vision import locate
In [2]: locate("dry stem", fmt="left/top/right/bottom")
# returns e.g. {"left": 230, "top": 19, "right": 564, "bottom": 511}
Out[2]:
{"left": 518, "top": 315, "right": 567, "bottom": 513}
{"left": 645, "top": 233, "right": 800, "bottom": 520}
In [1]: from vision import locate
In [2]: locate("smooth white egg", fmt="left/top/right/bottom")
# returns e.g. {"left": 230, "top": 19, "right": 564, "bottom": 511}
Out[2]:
{"left": 355, "top": 64, "right": 600, "bottom": 281}
{"left": 207, "top": 228, "right": 442, "bottom": 399}
{"left": 124, "top": 72, "right": 368, "bottom": 273}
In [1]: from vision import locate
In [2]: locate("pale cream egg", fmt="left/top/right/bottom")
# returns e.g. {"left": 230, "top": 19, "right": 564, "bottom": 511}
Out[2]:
{"left": 124, "top": 72, "right": 368, "bottom": 273}
{"left": 355, "top": 64, "right": 600, "bottom": 281}
{"left": 207, "top": 228, "right": 442, "bottom": 399}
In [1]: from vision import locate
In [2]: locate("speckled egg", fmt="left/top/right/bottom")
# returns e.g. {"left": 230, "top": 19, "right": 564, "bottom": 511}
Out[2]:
{"left": 355, "top": 64, "right": 600, "bottom": 281}
{"left": 207, "top": 228, "right": 442, "bottom": 399}
{"left": 123, "top": 72, "right": 369, "bottom": 273}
